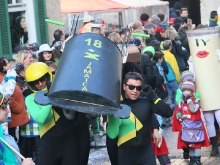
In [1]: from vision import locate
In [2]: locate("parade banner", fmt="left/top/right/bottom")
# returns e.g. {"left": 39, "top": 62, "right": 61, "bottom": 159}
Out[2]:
{"left": 187, "top": 28, "right": 220, "bottom": 111}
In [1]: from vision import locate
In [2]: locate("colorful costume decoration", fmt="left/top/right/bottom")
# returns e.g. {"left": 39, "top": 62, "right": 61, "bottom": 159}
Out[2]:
{"left": 107, "top": 96, "right": 172, "bottom": 165}
{"left": 25, "top": 62, "right": 90, "bottom": 165}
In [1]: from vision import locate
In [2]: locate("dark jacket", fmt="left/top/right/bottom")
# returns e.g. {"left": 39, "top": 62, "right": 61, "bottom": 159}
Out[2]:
{"left": 169, "top": 8, "right": 179, "bottom": 18}
{"left": 154, "top": 33, "right": 164, "bottom": 42}
{"left": 171, "top": 38, "right": 186, "bottom": 72}
{"left": 178, "top": 32, "right": 190, "bottom": 54}
{"left": 10, "top": 26, "right": 28, "bottom": 49}
{"left": 151, "top": 60, "right": 168, "bottom": 99}
{"left": 107, "top": 96, "right": 172, "bottom": 165}
{"left": 0, "top": 73, "right": 29, "bottom": 128}
{"left": 161, "top": 58, "right": 168, "bottom": 74}
{"left": 16, "top": 75, "right": 25, "bottom": 90}
{"left": 140, "top": 54, "right": 153, "bottom": 85}
{"left": 208, "top": 19, "right": 218, "bottom": 27}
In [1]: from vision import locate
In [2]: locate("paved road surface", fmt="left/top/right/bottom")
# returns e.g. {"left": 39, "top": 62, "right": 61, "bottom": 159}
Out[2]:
{"left": 89, "top": 126, "right": 220, "bottom": 165}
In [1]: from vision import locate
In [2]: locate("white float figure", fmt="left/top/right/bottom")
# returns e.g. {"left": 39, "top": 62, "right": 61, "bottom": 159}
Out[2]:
{"left": 187, "top": 27, "right": 220, "bottom": 156}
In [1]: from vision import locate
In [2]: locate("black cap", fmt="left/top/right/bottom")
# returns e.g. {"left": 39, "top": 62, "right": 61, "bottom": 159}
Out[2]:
{"left": 140, "top": 13, "right": 149, "bottom": 22}
{"left": 173, "top": 2, "right": 182, "bottom": 10}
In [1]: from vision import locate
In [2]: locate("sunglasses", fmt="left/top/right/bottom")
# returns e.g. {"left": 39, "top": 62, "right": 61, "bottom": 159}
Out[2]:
{"left": 125, "top": 84, "right": 142, "bottom": 91}
{"left": 33, "top": 76, "right": 47, "bottom": 85}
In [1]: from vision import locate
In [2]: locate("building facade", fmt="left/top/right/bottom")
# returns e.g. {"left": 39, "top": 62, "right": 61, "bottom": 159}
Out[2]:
{"left": 1, "top": 0, "right": 220, "bottom": 59}
{"left": 1, "top": 0, "right": 48, "bottom": 59}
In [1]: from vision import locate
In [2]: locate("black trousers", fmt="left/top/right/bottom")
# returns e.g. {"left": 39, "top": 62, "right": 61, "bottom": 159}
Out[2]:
{"left": 40, "top": 113, "right": 90, "bottom": 165}
{"left": 18, "top": 136, "right": 40, "bottom": 165}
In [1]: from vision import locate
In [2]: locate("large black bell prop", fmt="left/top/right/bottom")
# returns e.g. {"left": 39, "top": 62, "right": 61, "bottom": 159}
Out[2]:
{"left": 35, "top": 33, "right": 130, "bottom": 118}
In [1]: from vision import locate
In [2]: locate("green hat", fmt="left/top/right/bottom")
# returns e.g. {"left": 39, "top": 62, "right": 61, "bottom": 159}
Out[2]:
{"left": 142, "top": 46, "right": 155, "bottom": 55}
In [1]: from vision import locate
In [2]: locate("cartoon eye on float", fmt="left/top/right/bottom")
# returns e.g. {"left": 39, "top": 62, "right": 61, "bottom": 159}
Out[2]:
{"left": 201, "top": 39, "right": 209, "bottom": 46}
{"left": 196, "top": 39, "right": 199, "bottom": 47}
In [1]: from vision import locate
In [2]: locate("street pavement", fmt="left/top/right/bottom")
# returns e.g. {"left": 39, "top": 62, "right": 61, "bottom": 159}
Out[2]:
{"left": 88, "top": 126, "right": 220, "bottom": 165}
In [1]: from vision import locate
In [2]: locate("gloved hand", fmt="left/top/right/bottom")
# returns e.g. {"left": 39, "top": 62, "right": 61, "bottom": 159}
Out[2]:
{"left": 142, "top": 84, "right": 158, "bottom": 102}
{"left": 184, "top": 95, "right": 191, "bottom": 103}
{"left": 177, "top": 116, "right": 183, "bottom": 123}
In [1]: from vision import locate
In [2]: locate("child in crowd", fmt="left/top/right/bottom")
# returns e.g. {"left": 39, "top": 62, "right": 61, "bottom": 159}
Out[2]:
{"left": 162, "top": 40, "right": 180, "bottom": 109}
{"left": 174, "top": 81, "right": 210, "bottom": 165}
{"left": 173, "top": 70, "right": 200, "bottom": 159}
{"left": 14, "top": 63, "right": 40, "bottom": 164}
{"left": 45, "top": 61, "right": 57, "bottom": 78}
{"left": 0, "top": 92, "right": 35, "bottom": 165}
{"left": 153, "top": 51, "right": 172, "bottom": 125}
{"left": 151, "top": 114, "right": 171, "bottom": 165}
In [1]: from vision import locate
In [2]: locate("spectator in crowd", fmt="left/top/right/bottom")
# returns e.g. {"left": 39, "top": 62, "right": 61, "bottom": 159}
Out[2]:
{"left": 179, "top": 8, "right": 196, "bottom": 30}
{"left": 170, "top": 2, "right": 182, "bottom": 18}
{"left": 8, "top": 59, "right": 16, "bottom": 68}
{"left": 119, "top": 28, "right": 130, "bottom": 44}
{"left": 14, "top": 63, "right": 25, "bottom": 90}
{"left": 45, "top": 61, "right": 57, "bottom": 79}
{"left": 165, "top": 26, "right": 187, "bottom": 72}
{"left": 37, "top": 44, "right": 55, "bottom": 63}
{"left": 206, "top": 11, "right": 218, "bottom": 27}
{"left": 155, "top": 26, "right": 166, "bottom": 42}
{"left": 180, "top": 8, "right": 188, "bottom": 18}
{"left": 132, "top": 22, "right": 143, "bottom": 31}
{"left": 0, "top": 92, "right": 35, "bottom": 165}
{"left": 148, "top": 40, "right": 169, "bottom": 75}
{"left": 173, "top": 17, "right": 183, "bottom": 32}
{"left": 140, "top": 13, "right": 150, "bottom": 26}
{"left": 50, "top": 29, "right": 64, "bottom": 48}
{"left": 52, "top": 44, "right": 62, "bottom": 66}
{"left": 178, "top": 25, "right": 190, "bottom": 56}
{"left": 0, "top": 57, "right": 29, "bottom": 141}
{"left": 100, "top": 24, "right": 107, "bottom": 36}
{"left": 78, "top": 15, "right": 94, "bottom": 34}
{"left": 144, "top": 23, "right": 156, "bottom": 36}
{"left": 91, "top": 24, "right": 102, "bottom": 34}
{"left": 157, "top": 13, "right": 168, "bottom": 30}
{"left": 10, "top": 16, "right": 39, "bottom": 53}
{"left": 168, "top": 18, "right": 175, "bottom": 27}
{"left": 140, "top": 47, "right": 155, "bottom": 86}
{"left": 150, "top": 15, "right": 161, "bottom": 25}
{"left": 82, "top": 23, "right": 92, "bottom": 33}
{"left": 144, "top": 23, "right": 157, "bottom": 45}
{"left": 13, "top": 62, "right": 40, "bottom": 164}
{"left": 16, "top": 50, "right": 33, "bottom": 68}
{"left": 108, "top": 32, "right": 121, "bottom": 44}
{"left": 162, "top": 40, "right": 180, "bottom": 108}
{"left": 133, "top": 29, "right": 147, "bottom": 51}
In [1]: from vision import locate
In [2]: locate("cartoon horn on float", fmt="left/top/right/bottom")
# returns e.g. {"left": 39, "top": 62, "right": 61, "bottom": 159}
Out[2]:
{"left": 187, "top": 27, "right": 220, "bottom": 111}
{"left": 34, "top": 33, "right": 131, "bottom": 118}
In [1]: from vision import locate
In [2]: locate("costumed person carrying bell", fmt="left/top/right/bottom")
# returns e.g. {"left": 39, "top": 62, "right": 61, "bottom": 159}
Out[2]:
{"left": 25, "top": 62, "right": 90, "bottom": 165}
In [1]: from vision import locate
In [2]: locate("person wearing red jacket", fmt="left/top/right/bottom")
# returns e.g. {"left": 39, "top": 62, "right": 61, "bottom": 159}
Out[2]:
{"left": 0, "top": 57, "right": 29, "bottom": 141}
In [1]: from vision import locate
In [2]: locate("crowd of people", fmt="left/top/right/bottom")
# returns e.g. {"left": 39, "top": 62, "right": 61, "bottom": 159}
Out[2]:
{"left": 0, "top": 1, "right": 219, "bottom": 165}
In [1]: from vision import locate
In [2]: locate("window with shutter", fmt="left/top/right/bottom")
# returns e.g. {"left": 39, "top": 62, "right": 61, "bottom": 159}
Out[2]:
{"left": 0, "top": 1, "right": 12, "bottom": 59}
{"left": 34, "top": 0, "right": 49, "bottom": 45}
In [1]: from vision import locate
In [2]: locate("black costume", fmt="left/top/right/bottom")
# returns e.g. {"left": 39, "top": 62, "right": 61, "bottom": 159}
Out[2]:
{"left": 107, "top": 97, "right": 173, "bottom": 165}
